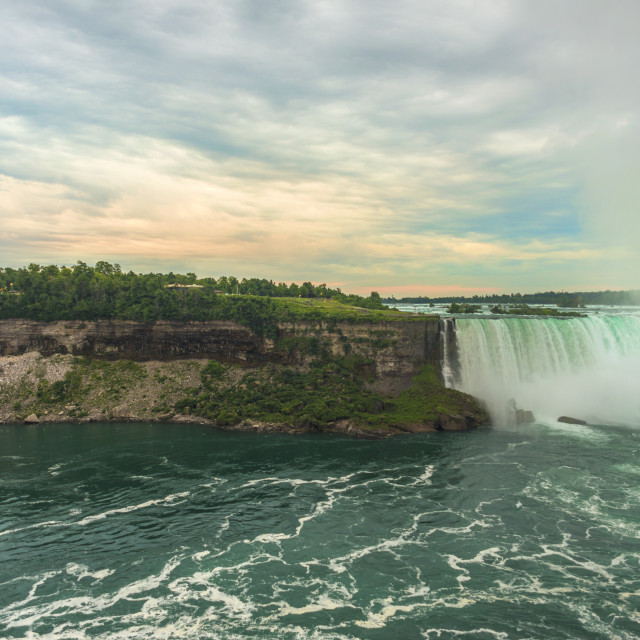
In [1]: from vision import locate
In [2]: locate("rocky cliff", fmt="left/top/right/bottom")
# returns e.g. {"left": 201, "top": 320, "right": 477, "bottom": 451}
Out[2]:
{"left": 0, "top": 317, "right": 488, "bottom": 435}
{"left": 0, "top": 319, "right": 271, "bottom": 362}
{"left": 0, "top": 317, "right": 440, "bottom": 383}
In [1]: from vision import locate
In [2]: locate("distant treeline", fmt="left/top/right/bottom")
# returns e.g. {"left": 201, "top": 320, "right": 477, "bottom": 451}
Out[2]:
{"left": 0, "top": 261, "right": 383, "bottom": 331}
{"left": 384, "top": 290, "right": 640, "bottom": 307}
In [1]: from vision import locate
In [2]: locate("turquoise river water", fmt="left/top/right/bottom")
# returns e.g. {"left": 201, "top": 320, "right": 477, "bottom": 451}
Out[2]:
{"left": 1, "top": 421, "right": 639, "bottom": 639}
{"left": 2, "top": 309, "right": 640, "bottom": 639}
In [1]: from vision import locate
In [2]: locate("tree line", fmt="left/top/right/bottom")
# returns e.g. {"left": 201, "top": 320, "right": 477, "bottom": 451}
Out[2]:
{"left": 385, "top": 290, "right": 640, "bottom": 307}
{"left": 0, "top": 261, "right": 384, "bottom": 330}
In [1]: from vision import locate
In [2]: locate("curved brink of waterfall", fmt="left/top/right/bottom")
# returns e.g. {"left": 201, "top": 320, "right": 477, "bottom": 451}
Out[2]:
{"left": 443, "top": 314, "right": 640, "bottom": 427}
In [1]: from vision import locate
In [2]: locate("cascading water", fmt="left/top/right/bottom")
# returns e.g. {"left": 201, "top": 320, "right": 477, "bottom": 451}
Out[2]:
{"left": 446, "top": 312, "right": 640, "bottom": 426}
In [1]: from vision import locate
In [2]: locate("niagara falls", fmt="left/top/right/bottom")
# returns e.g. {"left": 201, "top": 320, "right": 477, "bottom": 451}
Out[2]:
{"left": 3, "top": 0, "right": 640, "bottom": 637}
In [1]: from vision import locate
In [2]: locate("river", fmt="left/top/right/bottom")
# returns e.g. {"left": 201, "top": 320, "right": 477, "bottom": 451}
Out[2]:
{"left": 1, "top": 421, "right": 639, "bottom": 639}
{"left": 2, "top": 306, "right": 640, "bottom": 639}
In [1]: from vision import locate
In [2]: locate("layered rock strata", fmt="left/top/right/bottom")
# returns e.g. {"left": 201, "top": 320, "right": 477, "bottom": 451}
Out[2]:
{"left": 0, "top": 317, "right": 487, "bottom": 435}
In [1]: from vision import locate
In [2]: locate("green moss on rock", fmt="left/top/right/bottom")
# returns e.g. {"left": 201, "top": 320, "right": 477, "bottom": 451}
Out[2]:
{"left": 173, "top": 358, "right": 489, "bottom": 433}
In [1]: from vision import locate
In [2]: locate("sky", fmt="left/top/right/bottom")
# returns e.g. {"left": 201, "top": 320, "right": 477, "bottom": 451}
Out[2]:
{"left": 1, "top": 0, "right": 639, "bottom": 296}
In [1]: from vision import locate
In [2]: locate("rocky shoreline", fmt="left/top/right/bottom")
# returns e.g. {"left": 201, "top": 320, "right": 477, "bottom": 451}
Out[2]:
{"left": 8, "top": 412, "right": 451, "bottom": 440}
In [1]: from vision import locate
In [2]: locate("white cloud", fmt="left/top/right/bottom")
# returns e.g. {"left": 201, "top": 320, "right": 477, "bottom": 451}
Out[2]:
{"left": 0, "top": 0, "right": 638, "bottom": 292}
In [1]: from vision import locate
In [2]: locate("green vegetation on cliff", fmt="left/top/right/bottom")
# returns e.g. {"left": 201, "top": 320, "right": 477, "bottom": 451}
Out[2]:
{"left": 372, "top": 365, "right": 487, "bottom": 429}
{"left": 270, "top": 297, "right": 419, "bottom": 323}
{"left": 0, "top": 262, "right": 391, "bottom": 333}
{"left": 175, "top": 358, "right": 488, "bottom": 432}
{"left": 175, "top": 357, "right": 380, "bottom": 427}
{"left": 0, "top": 261, "right": 428, "bottom": 339}
{"left": 3, "top": 354, "right": 488, "bottom": 434}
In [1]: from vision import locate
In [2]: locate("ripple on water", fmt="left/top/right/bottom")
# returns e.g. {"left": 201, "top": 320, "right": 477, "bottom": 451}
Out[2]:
{"left": 1, "top": 425, "right": 640, "bottom": 639}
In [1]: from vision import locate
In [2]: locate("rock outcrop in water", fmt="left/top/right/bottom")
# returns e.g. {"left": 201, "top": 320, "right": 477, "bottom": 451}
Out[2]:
{"left": 504, "top": 399, "right": 535, "bottom": 426}
{"left": 558, "top": 416, "right": 588, "bottom": 426}
{"left": 0, "top": 317, "right": 488, "bottom": 436}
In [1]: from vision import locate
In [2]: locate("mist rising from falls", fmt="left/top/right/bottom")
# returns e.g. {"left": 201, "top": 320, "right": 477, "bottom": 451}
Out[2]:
{"left": 446, "top": 314, "right": 640, "bottom": 426}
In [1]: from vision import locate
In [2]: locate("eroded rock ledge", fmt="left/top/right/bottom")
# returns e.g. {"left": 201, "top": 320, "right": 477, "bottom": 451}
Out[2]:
{"left": 0, "top": 318, "right": 488, "bottom": 436}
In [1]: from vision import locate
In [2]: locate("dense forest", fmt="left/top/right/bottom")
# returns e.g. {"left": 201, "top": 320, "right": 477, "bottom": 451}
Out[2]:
{"left": 384, "top": 290, "right": 640, "bottom": 307}
{"left": 0, "top": 261, "right": 384, "bottom": 332}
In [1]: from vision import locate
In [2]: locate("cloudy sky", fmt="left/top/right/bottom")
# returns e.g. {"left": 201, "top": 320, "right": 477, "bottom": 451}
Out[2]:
{"left": 1, "top": 0, "right": 639, "bottom": 295}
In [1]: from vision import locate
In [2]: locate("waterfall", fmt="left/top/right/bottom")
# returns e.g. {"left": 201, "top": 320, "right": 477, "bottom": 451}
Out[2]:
{"left": 447, "top": 313, "right": 640, "bottom": 426}
{"left": 440, "top": 317, "right": 458, "bottom": 389}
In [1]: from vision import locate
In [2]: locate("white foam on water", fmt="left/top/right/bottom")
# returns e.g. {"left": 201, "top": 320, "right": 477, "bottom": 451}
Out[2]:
{"left": 446, "top": 547, "right": 503, "bottom": 573}
{"left": 533, "top": 417, "right": 610, "bottom": 442}
{"left": 3, "top": 555, "right": 186, "bottom": 631}
{"left": 537, "top": 544, "right": 617, "bottom": 584}
{"left": 239, "top": 476, "right": 280, "bottom": 488}
{"left": 5, "top": 594, "right": 102, "bottom": 630}
{"left": 0, "top": 490, "right": 191, "bottom": 538}
{"left": 614, "top": 463, "right": 640, "bottom": 476}
{"left": 166, "top": 573, "right": 255, "bottom": 623}
{"left": 74, "top": 491, "right": 190, "bottom": 526}
{"left": 423, "top": 628, "right": 509, "bottom": 639}
{"left": 251, "top": 532, "right": 291, "bottom": 544}
{"left": 421, "top": 512, "right": 494, "bottom": 537}
{"left": 525, "top": 476, "right": 640, "bottom": 540}
{"left": 494, "top": 578, "right": 573, "bottom": 596}
{"left": 4, "top": 561, "right": 181, "bottom": 633}
{"left": 406, "top": 584, "right": 431, "bottom": 598}
{"left": 216, "top": 515, "right": 231, "bottom": 537}
{"left": 572, "top": 599, "right": 638, "bottom": 640}
{"left": 503, "top": 541, "right": 619, "bottom": 592}
{"left": 1, "top": 570, "right": 59, "bottom": 616}
{"left": 166, "top": 545, "right": 281, "bottom": 600}
{"left": 246, "top": 478, "right": 353, "bottom": 548}
{"left": 239, "top": 472, "right": 358, "bottom": 493}
{"left": 355, "top": 598, "right": 421, "bottom": 629}
{"left": 279, "top": 595, "right": 354, "bottom": 617}
{"left": 322, "top": 525, "right": 417, "bottom": 574}
{"left": 138, "top": 596, "right": 167, "bottom": 621}
{"left": 0, "top": 519, "right": 63, "bottom": 538}
{"left": 414, "top": 465, "right": 435, "bottom": 485}
{"left": 445, "top": 555, "right": 472, "bottom": 586}
{"left": 115, "top": 555, "right": 183, "bottom": 600}
{"left": 182, "top": 585, "right": 252, "bottom": 617}
{"left": 65, "top": 563, "right": 114, "bottom": 582}
{"left": 429, "top": 596, "right": 477, "bottom": 609}
{"left": 199, "top": 477, "right": 227, "bottom": 489}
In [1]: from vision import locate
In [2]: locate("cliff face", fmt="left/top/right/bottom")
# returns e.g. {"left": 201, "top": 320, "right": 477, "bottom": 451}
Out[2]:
{"left": 0, "top": 317, "right": 489, "bottom": 435}
{"left": 276, "top": 319, "right": 440, "bottom": 391}
{"left": 0, "top": 319, "right": 270, "bottom": 363}
{"left": 0, "top": 317, "right": 441, "bottom": 388}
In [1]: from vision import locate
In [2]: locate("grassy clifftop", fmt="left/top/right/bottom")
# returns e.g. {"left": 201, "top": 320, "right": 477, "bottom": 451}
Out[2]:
{"left": 271, "top": 297, "right": 425, "bottom": 323}
{"left": 0, "top": 261, "right": 396, "bottom": 330}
